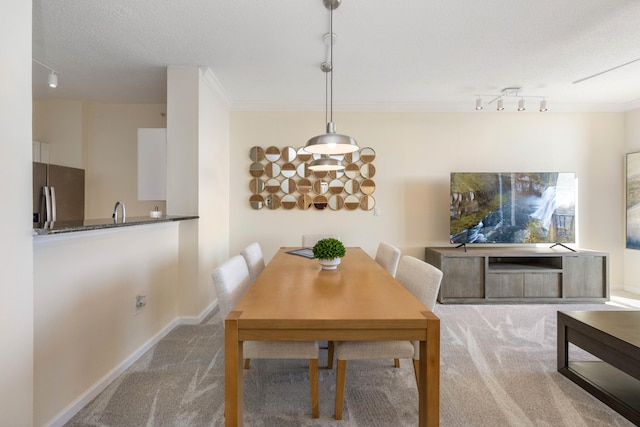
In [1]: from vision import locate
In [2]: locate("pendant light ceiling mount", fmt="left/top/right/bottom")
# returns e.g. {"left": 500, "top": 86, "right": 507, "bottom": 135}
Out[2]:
{"left": 323, "top": 0, "right": 341, "bottom": 10}
{"left": 305, "top": 0, "right": 359, "bottom": 171}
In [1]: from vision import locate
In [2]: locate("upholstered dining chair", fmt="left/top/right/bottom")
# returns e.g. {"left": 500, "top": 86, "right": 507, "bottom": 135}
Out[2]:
{"left": 302, "top": 234, "right": 341, "bottom": 248}
{"left": 212, "top": 255, "right": 320, "bottom": 418}
{"left": 374, "top": 242, "right": 401, "bottom": 277}
{"left": 240, "top": 242, "right": 265, "bottom": 282}
{"left": 331, "top": 255, "right": 443, "bottom": 420}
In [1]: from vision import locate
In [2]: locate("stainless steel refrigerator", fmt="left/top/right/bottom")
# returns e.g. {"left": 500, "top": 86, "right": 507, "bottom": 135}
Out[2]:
{"left": 33, "top": 162, "right": 85, "bottom": 227}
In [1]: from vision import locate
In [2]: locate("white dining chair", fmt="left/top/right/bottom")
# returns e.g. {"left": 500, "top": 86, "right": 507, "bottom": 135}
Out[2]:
{"left": 302, "top": 234, "right": 341, "bottom": 248}
{"left": 212, "top": 255, "right": 320, "bottom": 418}
{"left": 374, "top": 242, "right": 401, "bottom": 277}
{"left": 331, "top": 255, "right": 443, "bottom": 420}
{"left": 240, "top": 242, "right": 265, "bottom": 282}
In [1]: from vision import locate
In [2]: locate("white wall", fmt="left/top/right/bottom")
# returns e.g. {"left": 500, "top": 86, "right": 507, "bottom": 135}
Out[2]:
{"left": 230, "top": 111, "right": 625, "bottom": 288}
{"left": 0, "top": 1, "right": 34, "bottom": 425}
{"left": 624, "top": 107, "right": 640, "bottom": 293}
{"left": 29, "top": 65, "right": 231, "bottom": 426}
{"left": 33, "top": 224, "right": 180, "bottom": 426}
{"left": 29, "top": 66, "right": 231, "bottom": 426}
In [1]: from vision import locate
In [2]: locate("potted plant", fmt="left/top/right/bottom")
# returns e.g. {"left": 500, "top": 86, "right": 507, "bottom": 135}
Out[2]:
{"left": 312, "top": 238, "right": 346, "bottom": 270}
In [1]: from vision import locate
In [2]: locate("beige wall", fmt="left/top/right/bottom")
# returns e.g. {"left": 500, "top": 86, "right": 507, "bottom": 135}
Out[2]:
{"left": 0, "top": 1, "right": 34, "bottom": 425}
{"left": 86, "top": 103, "right": 168, "bottom": 218}
{"left": 33, "top": 100, "right": 86, "bottom": 169}
{"left": 32, "top": 100, "right": 168, "bottom": 219}
{"left": 230, "top": 111, "right": 626, "bottom": 288}
{"left": 624, "top": 107, "right": 640, "bottom": 293}
{"left": 167, "top": 66, "right": 231, "bottom": 318}
{"left": 197, "top": 69, "right": 231, "bottom": 312}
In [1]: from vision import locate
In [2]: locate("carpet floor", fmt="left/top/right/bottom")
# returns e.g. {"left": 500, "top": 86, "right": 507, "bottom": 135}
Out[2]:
{"left": 66, "top": 301, "right": 637, "bottom": 426}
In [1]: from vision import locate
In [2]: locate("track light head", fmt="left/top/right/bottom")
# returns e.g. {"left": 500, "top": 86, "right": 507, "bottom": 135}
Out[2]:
{"left": 539, "top": 99, "right": 547, "bottom": 112}
{"left": 474, "top": 87, "right": 546, "bottom": 112}
{"left": 304, "top": 0, "right": 358, "bottom": 156}
{"left": 34, "top": 59, "right": 59, "bottom": 89}
{"left": 48, "top": 71, "right": 58, "bottom": 88}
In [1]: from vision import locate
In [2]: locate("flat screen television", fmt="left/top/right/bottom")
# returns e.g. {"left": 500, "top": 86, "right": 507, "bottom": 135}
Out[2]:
{"left": 450, "top": 172, "right": 576, "bottom": 245}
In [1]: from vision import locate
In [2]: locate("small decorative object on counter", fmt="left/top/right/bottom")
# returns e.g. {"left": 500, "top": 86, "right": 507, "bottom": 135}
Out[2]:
{"left": 150, "top": 206, "right": 163, "bottom": 218}
{"left": 312, "top": 238, "right": 346, "bottom": 270}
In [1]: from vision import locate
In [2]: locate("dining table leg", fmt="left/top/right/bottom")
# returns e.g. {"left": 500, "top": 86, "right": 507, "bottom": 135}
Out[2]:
{"left": 420, "top": 311, "right": 440, "bottom": 427}
{"left": 225, "top": 311, "right": 244, "bottom": 427}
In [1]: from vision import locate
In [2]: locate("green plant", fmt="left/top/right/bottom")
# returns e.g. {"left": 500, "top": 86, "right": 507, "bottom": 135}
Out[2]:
{"left": 312, "top": 238, "right": 346, "bottom": 260}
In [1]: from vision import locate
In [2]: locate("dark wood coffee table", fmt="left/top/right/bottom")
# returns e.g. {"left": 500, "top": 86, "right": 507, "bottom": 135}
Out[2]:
{"left": 557, "top": 310, "right": 640, "bottom": 425}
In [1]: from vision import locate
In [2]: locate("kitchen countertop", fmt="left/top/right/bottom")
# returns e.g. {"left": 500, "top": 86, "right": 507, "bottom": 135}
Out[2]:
{"left": 33, "top": 215, "right": 198, "bottom": 236}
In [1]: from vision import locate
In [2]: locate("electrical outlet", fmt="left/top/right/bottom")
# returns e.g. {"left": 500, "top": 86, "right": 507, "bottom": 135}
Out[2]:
{"left": 135, "top": 295, "right": 146, "bottom": 313}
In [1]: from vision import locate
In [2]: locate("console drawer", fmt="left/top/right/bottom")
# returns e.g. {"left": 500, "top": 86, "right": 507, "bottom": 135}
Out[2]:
{"left": 486, "top": 273, "right": 523, "bottom": 298}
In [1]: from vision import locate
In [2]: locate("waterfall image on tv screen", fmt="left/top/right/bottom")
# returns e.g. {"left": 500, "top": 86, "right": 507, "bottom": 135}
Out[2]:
{"left": 450, "top": 172, "right": 576, "bottom": 244}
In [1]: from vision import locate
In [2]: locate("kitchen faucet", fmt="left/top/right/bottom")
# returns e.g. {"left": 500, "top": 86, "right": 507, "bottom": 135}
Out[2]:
{"left": 112, "top": 200, "right": 126, "bottom": 223}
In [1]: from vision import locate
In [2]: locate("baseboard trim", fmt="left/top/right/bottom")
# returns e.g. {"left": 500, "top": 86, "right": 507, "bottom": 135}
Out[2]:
{"left": 179, "top": 299, "right": 218, "bottom": 325}
{"left": 44, "top": 300, "right": 218, "bottom": 427}
{"left": 623, "top": 284, "right": 640, "bottom": 295}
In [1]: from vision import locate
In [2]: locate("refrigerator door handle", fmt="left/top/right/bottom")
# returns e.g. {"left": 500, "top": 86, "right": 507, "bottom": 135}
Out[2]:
{"left": 43, "top": 186, "right": 51, "bottom": 222}
{"left": 50, "top": 186, "right": 57, "bottom": 222}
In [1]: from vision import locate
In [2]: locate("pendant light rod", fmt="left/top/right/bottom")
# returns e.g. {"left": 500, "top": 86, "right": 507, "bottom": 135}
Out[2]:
{"left": 304, "top": 0, "right": 359, "bottom": 158}
{"left": 329, "top": 2, "right": 334, "bottom": 124}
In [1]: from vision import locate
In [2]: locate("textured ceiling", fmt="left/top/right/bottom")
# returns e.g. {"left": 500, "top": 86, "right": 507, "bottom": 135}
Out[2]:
{"left": 32, "top": 0, "right": 640, "bottom": 112}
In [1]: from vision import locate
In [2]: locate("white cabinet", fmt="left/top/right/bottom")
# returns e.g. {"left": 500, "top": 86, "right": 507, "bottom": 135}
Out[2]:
{"left": 137, "top": 128, "right": 166, "bottom": 201}
{"left": 32, "top": 140, "right": 50, "bottom": 163}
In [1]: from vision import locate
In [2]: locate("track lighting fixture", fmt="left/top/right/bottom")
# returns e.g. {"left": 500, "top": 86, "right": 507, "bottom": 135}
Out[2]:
{"left": 305, "top": 0, "right": 359, "bottom": 171}
{"left": 474, "top": 87, "right": 547, "bottom": 112}
{"left": 48, "top": 71, "right": 58, "bottom": 88}
{"left": 33, "top": 59, "right": 59, "bottom": 89}
{"left": 539, "top": 99, "right": 547, "bottom": 112}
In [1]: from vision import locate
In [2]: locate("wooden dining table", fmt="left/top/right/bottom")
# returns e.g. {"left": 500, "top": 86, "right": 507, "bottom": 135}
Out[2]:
{"left": 224, "top": 247, "right": 440, "bottom": 426}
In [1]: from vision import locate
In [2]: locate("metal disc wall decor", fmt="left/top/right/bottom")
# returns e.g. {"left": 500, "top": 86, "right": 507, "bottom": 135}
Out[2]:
{"left": 248, "top": 146, "right": 376, "bottom": 210}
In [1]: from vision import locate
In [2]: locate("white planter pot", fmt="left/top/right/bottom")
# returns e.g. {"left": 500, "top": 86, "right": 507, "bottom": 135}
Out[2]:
{"left": 318, "top": 257, "right": 341, "bottom": 270}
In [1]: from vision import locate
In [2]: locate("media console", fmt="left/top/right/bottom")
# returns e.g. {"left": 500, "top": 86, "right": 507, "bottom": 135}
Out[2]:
{"left": 425, "top": 247, "right": 609, "bottom": 304}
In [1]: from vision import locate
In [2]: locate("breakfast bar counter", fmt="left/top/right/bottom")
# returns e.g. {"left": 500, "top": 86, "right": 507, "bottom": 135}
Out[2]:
{"left": 33, "top": 215, "right": 198, "bottom": 236}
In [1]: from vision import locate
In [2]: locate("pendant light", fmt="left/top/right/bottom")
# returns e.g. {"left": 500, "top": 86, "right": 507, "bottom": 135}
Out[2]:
{"left": 308, "top": 155, "right": 344, "bottom": 171}
{"left": 306, "top": 0, "right": 359, "bottom": 171}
